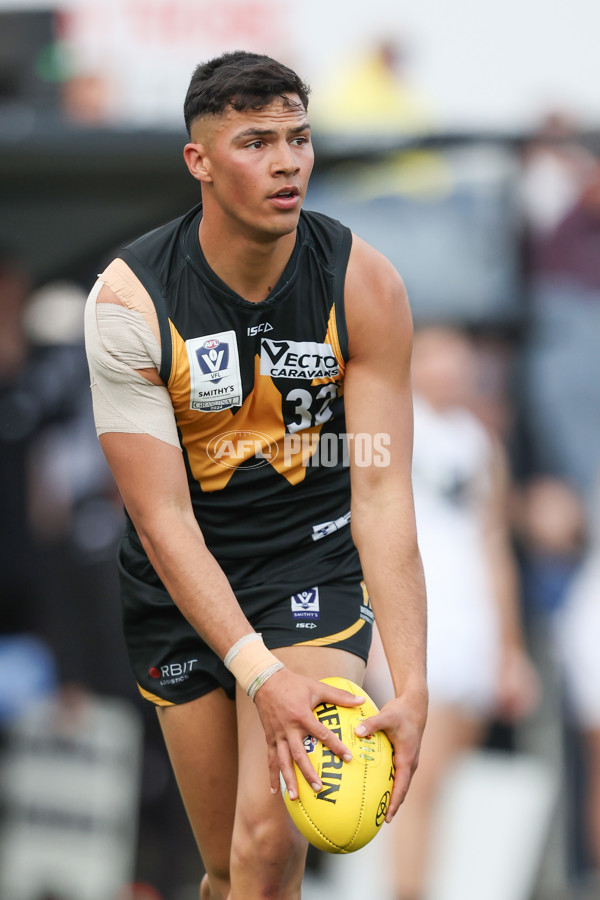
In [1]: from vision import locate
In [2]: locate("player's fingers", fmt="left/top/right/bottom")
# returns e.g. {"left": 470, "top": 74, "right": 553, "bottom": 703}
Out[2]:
{"left": 277, "top": 741, "right": 299, "bottom": 802}
{"left": 288, "top": 736, "right": 323, "bottom": 793}
{"left": 267, "top": 743, "right": 281, "bottom": 796}
{"left": 319, "top": 685, "right": 365, "bottom": 709}
{"left": 387, "top": 765, "right": 411, "bottom": 821}
{"left": 312, "top": 720, "right": 353, "bottom": 762}
{"left": 386, "top": 747, "right": 420, "bottom": 822}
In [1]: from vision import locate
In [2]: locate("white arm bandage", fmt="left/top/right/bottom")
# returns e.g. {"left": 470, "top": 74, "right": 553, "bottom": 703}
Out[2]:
{"left": 84, "top": 280, "right": 181, "bottom": 449}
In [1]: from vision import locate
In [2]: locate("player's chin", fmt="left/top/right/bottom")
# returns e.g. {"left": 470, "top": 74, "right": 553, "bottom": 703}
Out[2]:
{"left": 264, "top": 212, "right": 302, "bottom": 237}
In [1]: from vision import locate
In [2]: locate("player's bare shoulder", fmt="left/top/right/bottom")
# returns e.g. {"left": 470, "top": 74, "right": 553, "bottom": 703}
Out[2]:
{"left": 345, "top": 234, "right": 413, "bottom": 359}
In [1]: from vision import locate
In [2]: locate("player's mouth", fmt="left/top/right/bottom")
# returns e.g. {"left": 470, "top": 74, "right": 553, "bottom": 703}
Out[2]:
{"left": 268, "top": 186, "right": 300, "bottom": 210}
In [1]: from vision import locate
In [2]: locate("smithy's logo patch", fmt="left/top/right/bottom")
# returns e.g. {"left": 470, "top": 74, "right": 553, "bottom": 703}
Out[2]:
{"left": 291, "top": 587, "right": 320, "bottom": 620}
{"left": 186, "top": 331, "right": 242, "bottom": 412}
{"left": 260, "top": 339, "right": 339, "bottom": 379}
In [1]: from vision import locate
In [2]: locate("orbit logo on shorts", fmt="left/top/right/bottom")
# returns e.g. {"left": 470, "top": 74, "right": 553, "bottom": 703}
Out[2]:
{"left": 186, "top": 330, "right": 242, "bottom": 412}
{"left": 291, "top": 587, "right": 320, "bottom": 620}
{"left": 149, "top": 659, "right": 198, "bottom": 686}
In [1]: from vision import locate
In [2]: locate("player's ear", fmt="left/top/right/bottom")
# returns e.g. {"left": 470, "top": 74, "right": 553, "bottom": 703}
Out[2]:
{"left": 183, "top": 142, "right": 213, "bottom": 184}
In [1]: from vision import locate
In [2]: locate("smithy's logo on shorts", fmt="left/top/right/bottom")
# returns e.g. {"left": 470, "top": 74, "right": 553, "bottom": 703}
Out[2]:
{"left": 291, "top": 587, "right": 320, "bottom": 620}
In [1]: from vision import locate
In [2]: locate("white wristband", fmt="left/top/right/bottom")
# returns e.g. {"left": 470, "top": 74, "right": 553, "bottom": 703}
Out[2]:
{"left": 223, "top": 632, "right": 263, "bottom": 670}
{"left": 223, "top": 632, "right": 284, "bottom": 698}
{"left": 247, "top": 661, "right": 285, "bottom": 701}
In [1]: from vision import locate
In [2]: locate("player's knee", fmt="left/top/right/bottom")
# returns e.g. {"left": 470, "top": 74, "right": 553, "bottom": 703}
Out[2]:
{"left": 231, "top": 808, "right": 305, "bottom": 886}
{"left": 201, "top": 867, "right": 230, "bottom": 900}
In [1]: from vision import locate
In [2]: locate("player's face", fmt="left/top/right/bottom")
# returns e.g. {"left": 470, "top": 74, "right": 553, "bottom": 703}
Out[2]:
{"left": 190, "top": 95, "right": 314, "bottom": 239}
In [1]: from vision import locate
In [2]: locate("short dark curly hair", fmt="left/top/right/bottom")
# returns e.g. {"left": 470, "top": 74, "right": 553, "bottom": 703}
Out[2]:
{"left": 184, "top": 50, "right": 310, "bottom": 138}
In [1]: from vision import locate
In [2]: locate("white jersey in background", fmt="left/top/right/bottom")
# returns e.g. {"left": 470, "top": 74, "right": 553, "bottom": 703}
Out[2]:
{"left": 412, "top": 394, "right": 500, "bottom": 714}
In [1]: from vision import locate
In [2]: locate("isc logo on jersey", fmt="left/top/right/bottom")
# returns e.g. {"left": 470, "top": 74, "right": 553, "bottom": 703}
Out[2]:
{"left": 260, "top": 339, "right": 339, "bottom": 379}
{"left": 247, "top": 322, "right": 273, "bottom": 336}
{"left": 186, "top": 331, "right": 243, "bottom": 412}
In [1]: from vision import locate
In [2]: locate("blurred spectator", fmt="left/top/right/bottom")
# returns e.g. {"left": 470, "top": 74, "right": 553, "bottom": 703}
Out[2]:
{"left": 0, "top": 252, "right": 127, "bottom": 692}
{"left": 60, "top": 71, "right": 111, "bottom": 125}
{"left": 366, "top": 326, "right": 538, "bottom": 899}
{"left": 520, "top": 114, "right": 600, "bottom": 500}
{"left": 513, "top": 476, "right": 585, "bottom": 619}
{"left": 521, "top": 112, "right": 597, "bottom": 238}
{"left": 0, "top": 246, "right": 46, "bottom": 636}
{"left": 311, "top": 37, "right": 434, "bottom": 135}
{"left": 514, "top": 475, "right": 598, "bottom": 888}
{"left": 556, "top": 484, "right": 600, "bottom": 881}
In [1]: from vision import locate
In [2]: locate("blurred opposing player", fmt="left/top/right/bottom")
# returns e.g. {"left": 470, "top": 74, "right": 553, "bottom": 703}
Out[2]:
{"left": 367, "top": 326, "right": 538, "bottom": 900}
{"left": 84, "top": 52, "right": 427, "bottom": 898}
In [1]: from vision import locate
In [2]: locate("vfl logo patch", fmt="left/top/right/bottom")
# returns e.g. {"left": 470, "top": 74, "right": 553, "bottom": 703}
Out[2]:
{"left": 291, "top": 587, "right": 320, "bottom": 620}
{"left": 186, "top": 330, "right": 243, "bottom": 412}
{"left": 260, "top": 339, "right": 339, "bottom": 379}
{"left": 197, "top": 339, "right": 229, "bottom": 383}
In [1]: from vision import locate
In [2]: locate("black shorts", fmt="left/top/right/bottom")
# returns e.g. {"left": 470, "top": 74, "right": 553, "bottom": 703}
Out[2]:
{"left": 119, "top": 528, "right": 373, "bottom": 707}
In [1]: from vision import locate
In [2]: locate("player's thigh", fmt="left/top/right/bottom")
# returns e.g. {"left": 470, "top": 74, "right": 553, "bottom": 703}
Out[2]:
{"left": 157, "top": 688, "right": 238, "bottom": 875}
{"left": 232, "top": 646, "right": 365, "bottom": 845}
{"left": 234, "top": 646, "right": 365, "bottom": 805}
{"left": 274, "top": 643, "right": 366, "bottom": 684}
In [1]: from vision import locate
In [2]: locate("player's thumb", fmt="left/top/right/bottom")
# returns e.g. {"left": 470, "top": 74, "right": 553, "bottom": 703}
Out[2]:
{"left": 354, "top": 715, "right": 380, "bottom": 737}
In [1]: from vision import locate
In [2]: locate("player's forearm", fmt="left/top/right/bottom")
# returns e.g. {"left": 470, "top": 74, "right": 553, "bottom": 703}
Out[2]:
{"left": 134, "top": 506, "right": 253, "bottom": 660}
{"left": 486, "top": 530, "right": 526, "bottom": 651}
{"left": 352, "top": 497, "right": 427, "bottom": 699}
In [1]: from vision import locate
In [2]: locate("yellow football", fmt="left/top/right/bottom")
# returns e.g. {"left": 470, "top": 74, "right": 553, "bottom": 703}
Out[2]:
{"left": 281, "top": 676, "right": 394, "bottom": 853}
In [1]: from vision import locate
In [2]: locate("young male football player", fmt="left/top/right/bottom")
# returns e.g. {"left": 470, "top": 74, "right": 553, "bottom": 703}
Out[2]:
{"left": 85, "top": 51, "right": 427, "bottom": 899}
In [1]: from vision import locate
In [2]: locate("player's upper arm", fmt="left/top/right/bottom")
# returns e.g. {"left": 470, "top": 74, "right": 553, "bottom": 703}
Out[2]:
{"left": 343, "top": 235, "right": 415, "bottom": 499}
{"left": 84, "top": 276, "right": 180, "bottom": 449}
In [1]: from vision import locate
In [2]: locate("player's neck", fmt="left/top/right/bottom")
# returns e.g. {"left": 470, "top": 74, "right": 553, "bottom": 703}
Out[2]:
{"left": 197, "top": 214, "right": 297, "bottom": 303}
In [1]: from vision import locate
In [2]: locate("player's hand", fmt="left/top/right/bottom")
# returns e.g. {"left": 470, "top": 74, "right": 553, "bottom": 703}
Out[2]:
{"left": 495, "top": 643, "right": 540, "bottom": 722}
{"left": 253, "top": 668, "right": 365, "bottom": 801}
{"left": 355, "top": 688, "right": 428, "bottom": 822}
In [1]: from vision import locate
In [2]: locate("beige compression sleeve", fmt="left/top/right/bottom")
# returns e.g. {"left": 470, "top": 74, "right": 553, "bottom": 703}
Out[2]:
{"left": 84, "top": 279, "right": 181, "bottom": 449}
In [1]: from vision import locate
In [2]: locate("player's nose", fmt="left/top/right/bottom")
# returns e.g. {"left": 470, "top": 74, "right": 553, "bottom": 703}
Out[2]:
{"left": 271, "top": 142, "right": 300, "bottom": 176}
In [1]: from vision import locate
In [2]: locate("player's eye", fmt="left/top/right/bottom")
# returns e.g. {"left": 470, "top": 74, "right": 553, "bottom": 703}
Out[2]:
{"left": 247, "top": 140, "right": 264, "bottom": 150}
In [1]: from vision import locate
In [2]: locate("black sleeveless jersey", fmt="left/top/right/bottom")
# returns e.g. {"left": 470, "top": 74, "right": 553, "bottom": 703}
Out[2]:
{"left": 115, "top": 202, "right": 359, "bottom": 588}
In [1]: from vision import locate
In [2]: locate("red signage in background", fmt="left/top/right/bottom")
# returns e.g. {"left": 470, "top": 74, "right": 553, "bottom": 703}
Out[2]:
{"left": 55, "top": 0, "right": 293, "bottom": 125}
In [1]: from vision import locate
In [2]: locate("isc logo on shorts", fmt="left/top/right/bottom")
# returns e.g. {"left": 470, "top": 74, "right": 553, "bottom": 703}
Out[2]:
{"left": 291, "top": 587, "right": 320, "bottom": 620}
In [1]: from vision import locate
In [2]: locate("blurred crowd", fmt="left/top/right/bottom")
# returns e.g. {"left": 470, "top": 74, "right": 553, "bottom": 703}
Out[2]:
{"left": 1, "top": 22, "right": 600, "bottom": 900}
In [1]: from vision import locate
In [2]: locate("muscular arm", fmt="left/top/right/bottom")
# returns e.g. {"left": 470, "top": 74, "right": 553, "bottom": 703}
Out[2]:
{"left": 100, "top": 432, "right": 255, "bottom": 658}
{"left": 344, "top": 236, "right": 428, "bottom": 819}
